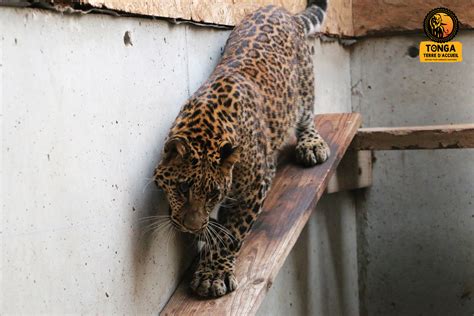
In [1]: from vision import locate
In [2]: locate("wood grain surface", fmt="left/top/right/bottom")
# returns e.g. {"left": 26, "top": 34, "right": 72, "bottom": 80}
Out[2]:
{"left": 9, "top": 0, "right": 474, "bottom": 36}
{"left": 326, "top": 150, "right": 372, "bottom": 194}
{"left": 161, "top": 113, "right": 362, "bottom": 316}
{"left": 352, "top": 0, "right": 474, "bottom": 36}
{"left": 81, "top": 0, "right": 306, "bottom": 27}
{"left": 353, "top": 124, "right": 474, "bottom": 150}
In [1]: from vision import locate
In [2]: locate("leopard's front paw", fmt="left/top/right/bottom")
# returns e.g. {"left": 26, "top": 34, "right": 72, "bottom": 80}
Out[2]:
{"left": 190, "top": 267, "right": 238, "bottom": 298}
{"left": 296, "top": 138, "right": 331, "bottom": 167}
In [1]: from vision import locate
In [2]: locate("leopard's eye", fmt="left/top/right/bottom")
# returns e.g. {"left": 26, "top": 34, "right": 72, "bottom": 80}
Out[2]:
{"left": 178, "top": 182, "right": 190, "bottom": 194}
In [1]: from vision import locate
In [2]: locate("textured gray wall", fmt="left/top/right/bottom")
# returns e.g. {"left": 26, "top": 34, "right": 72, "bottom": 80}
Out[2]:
{"left": 351, "top": 33, "right": 474, "bottom": 316}
{"left": 1, "top": 7, "right": 229, "bottom": 314}
{"left": 0, "top": 7, "right": 358, "bottom": 315}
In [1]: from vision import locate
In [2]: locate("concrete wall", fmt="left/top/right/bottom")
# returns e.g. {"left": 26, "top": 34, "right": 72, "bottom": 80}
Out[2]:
{"left": 351, "top": 33, "right": 474, "bottom": 316}
{"left": 1, "top": 7, "right": 359, "bottom": 315}
{"left": 1, "top": 7, "right": 228, "bottom": 314}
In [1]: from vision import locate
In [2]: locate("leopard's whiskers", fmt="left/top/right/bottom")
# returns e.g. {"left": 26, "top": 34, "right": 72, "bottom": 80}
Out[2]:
{"left": 207, "top": 228, "right": 218, "bottom": 255}
{"left": 149, "top": 219, "right": 172, "bottom": 236}
{"left": 142, "top": 177, "right": 162, "bottom": 193}
{"left": 208, "top": 224, "right": 232, "bottom": 242}
{"left": 209, "top": 221, "right": 236, "bottom": 242}
{"left": 161, "top": 223, "right": 172, "bottom": 252}
{"left": 203, "top": 229, "right": 212, "bottom": 255}
{"left": 224, "top": 196, "right": 239, "bottom": 202}
{"left": 140, "top": 216, "right": 170, "bottom": 229}
{"left": 139, "top": 215, "right": 173, "bottom": 238}
{"left": 206, "top": 227, "right": 219, "bottom": 254}
{"left": 210, "top": 220, "right": 233, "bottom": 235}
{"left": 208, "top": 225, "right": 226, "bottom": 249}
{"left": 211, "top": 228, "right": 222, "bottom": 254}
{"left": 140, "top": 221, "right": 162, "bottom": 236}
{"left": 209, "top": 224, "right": 224, "bottom": 245}
{"left": 208, "top": 229, "right": 217, "bottom": 255}
{"left": 137, "top": 214, "right": 171, "bottom": 223}
{"left": 164, "top": 225, "right": 176, "bottom": 253}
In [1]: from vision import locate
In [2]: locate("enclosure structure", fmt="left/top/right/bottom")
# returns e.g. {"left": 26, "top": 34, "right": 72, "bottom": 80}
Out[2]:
{"left": 1, "top": 1, "right": 473, "bottom": 315}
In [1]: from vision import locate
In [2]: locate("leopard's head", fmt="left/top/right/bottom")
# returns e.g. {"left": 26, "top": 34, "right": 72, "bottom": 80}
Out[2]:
{"left": 154, "top": 136, "right": 239, "bottom": 234}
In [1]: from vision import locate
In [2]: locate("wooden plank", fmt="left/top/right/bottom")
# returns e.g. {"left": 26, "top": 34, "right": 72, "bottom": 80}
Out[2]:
{"left": 161, "top": 113, "right": 362, "bottom": 316}
{"left": 64, "top": 0, "right": 306, "bottom": 27}
{"left": 6, "top": 0, "right": 474, "bottom": 36}
{"left": 353, "top": 124, "right": 474, "bottom": 151}
{"left": 8, "top": 0, "right": 352, "bottom": 36}
{"left": 352, "top": 0, "right": 474, "bottom": 36}
{"left": 326, "top": 150, "right": 372, "bottom": 194}
{"left": 320, "top": 0, "right": 353, "bottom": 37}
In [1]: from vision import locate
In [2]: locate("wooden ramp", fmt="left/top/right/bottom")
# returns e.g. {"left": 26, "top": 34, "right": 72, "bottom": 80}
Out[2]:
{"left": 161, "top": 113, "right": 362, "bottom": 316}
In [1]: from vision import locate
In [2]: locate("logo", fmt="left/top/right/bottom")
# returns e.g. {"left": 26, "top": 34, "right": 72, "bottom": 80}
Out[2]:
{"left": 423, "top": 8, "right": 458, "bottom": 42}
{"left": 420, "top": 7, "right": 462, "bottom": 63}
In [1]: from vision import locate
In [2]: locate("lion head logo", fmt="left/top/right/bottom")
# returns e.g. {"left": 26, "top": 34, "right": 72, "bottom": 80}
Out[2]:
{"left": 429, "top": 14, "right": 446, "bottom": 39}
{"left": 424, "top": 8, "right": 458, "bottom": 43}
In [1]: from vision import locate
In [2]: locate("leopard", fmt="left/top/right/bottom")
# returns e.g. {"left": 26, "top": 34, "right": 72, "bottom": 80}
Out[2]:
{"left": 153, "top": 0, "right": 330, "bottom": 298}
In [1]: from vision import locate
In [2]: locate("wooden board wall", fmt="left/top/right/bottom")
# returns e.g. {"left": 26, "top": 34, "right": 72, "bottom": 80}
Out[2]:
{"left": 68, "top": 0, "right": 474, "bottom": 37}
{"left": 56, "top": 0, "right": 472, "bottom": 36}
{"left": 78, "top": 0, "right": 353, "bottom": 36}
{"left": 322, "top": 0, "right": 353, "bottom": 37}
{"left": 82, "top": 0, "right": 306, "bottom": 26}
{"left": 352, "top": 0, "right": 474, "bottom": 36}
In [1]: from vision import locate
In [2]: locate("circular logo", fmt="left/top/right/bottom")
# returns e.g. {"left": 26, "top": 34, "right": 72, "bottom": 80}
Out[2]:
{"left": 424, "top": 8, "right": 459, "bottom": 42}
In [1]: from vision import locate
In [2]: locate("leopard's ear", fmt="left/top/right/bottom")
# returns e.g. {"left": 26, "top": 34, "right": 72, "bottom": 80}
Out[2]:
{"left": 163, "top": 137, "right": 189, "bottom": 164}
{"left": 219, "top": 142, "right": 240, "bottom": 171}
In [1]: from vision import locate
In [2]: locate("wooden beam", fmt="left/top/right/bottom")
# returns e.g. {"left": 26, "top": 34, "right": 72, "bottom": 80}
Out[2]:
{"left": 161, "top": 113, "right": 362, "bottom": 316}
{"left": 353, "top": 124, "right": 474, "bottom": 151}
{"left": 326, "top": 150, "right": 372, "bottom": 194}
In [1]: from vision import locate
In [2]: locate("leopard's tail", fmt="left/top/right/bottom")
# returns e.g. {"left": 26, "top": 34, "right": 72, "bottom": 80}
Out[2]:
{"left": 294, "top": 0, "right": 328, "bottom": 37}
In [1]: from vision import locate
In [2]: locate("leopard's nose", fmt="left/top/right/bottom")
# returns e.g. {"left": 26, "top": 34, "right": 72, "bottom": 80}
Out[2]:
{"left": 182, "top": 211, "right": 203, "bottom": 232}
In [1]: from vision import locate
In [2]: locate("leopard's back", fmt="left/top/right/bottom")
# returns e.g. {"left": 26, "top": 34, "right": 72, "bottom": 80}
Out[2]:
{"left": 215, "top": 5, "right": 310, "bottom": 150}
{"left": 169, "top": 3, "right": 325, "bottom": 156}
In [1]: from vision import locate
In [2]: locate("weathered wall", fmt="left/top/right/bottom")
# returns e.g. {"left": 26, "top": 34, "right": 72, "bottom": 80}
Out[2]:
{"left": 351, "top": 0, "right": 474, "bottom": 36}
{"left": 351, "top": 32, "right": 474, "bottom": 316}
{"left": 0, "top": 7, "right": 359, "bottom": 315}
{"left": 14, "top": 0, "right": 474, "bottom": 38}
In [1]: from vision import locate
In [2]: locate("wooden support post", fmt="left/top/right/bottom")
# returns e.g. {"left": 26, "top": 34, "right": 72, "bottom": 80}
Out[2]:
{"left": 326, "top": 123, "right": 474, "bottom": 193}
{"left": 161, "top": 113, "right": 362, "bottom": 316}
{"left": 326, "top": 150, "right": 372, "bottom": 194}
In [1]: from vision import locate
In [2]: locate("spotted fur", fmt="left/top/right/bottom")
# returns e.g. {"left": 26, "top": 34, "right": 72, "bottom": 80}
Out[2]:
{"left": 154, "top": 0, "right": 330, "bottom": 298}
